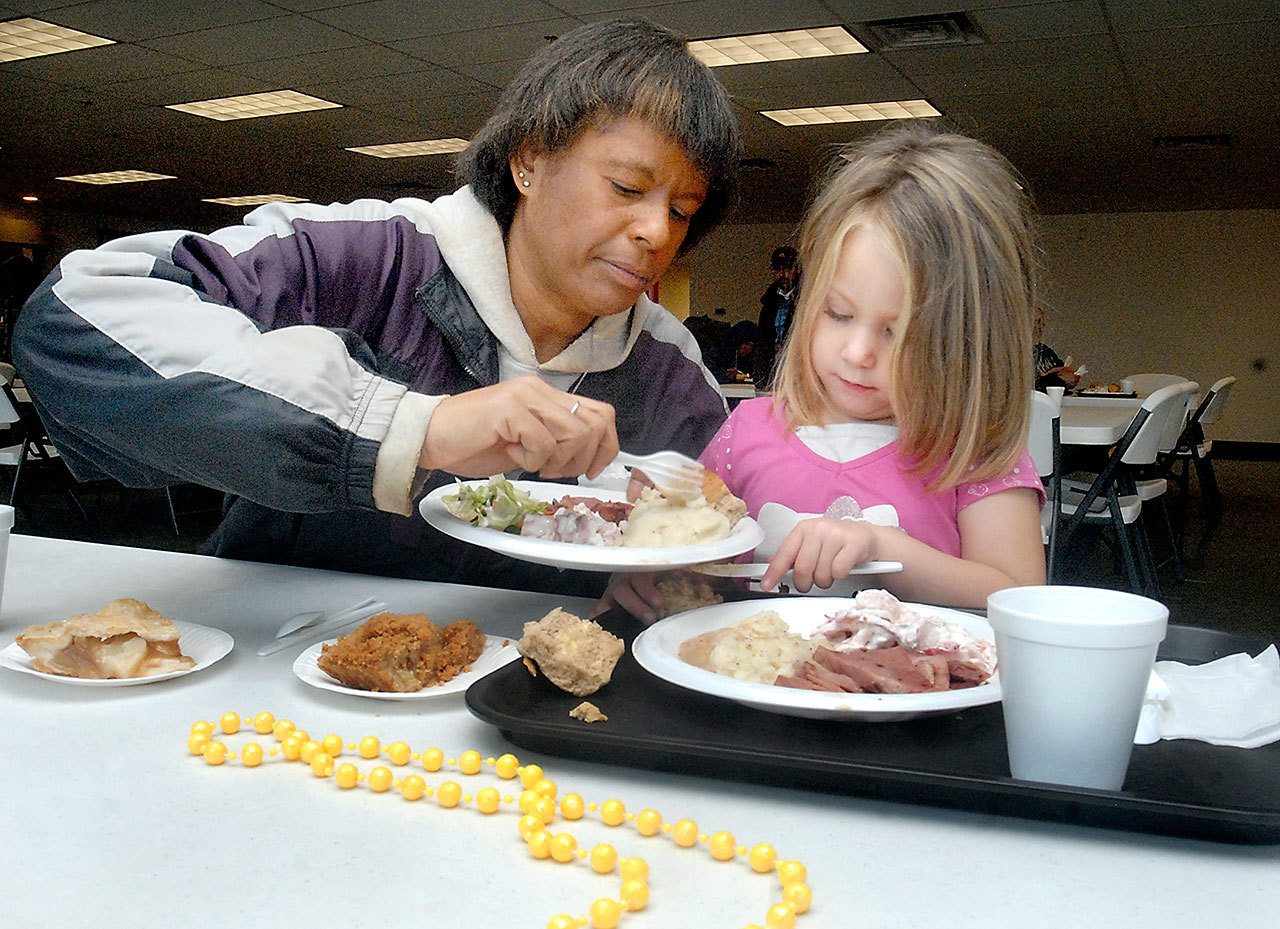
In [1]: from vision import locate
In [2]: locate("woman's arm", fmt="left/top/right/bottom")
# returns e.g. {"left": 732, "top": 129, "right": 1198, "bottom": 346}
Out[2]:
{"left": 13, "top": 202, "right": 439, "bottom": 515}
{"left": 762, "top": 488, "right": 1046, "bottom": 609}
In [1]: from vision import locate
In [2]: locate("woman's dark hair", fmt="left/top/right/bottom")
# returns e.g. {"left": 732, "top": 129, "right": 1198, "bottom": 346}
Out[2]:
{"left": 457, "top": 19, "right": 741, "bottom": 254}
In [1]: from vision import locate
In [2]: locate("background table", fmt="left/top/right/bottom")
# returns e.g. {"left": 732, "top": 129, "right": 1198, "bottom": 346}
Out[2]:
{"left": 2, "top": 535, "right": 1277, "bottom": 928}
{"left": 1059, "top": 401, "right": 1138, "bottom": 446}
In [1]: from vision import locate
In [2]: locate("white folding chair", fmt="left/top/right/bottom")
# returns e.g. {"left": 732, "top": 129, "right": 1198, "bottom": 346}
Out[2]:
{"left": 1165, "top": 376, "right": 1236, "bottom": 521}
{"left": 1, "top": 380, "right": 90, "bottom": 527}
{"left": 1125, "top": 372, "right": 1190, "bottom": 396}
{"left": 1028, "top": 391, "right": 1062, "bottom": 581}
{"left": 1056, "top": 382, "right": 1199, "bottom": 598}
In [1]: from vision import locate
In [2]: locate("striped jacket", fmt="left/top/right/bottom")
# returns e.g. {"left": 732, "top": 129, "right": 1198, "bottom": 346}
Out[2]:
{"left": 14, "top": 188, "right": 726, "bottom": 593}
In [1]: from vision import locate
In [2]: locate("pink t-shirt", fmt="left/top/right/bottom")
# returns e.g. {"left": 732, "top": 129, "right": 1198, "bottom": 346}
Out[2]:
{"left": 699, "top": 397, "right": 1045, "bottom": 558}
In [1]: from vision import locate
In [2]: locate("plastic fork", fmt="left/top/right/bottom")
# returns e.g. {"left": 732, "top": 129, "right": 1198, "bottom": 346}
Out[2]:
{"left": 612, "top": 450, "right": 705, "bottom": 501}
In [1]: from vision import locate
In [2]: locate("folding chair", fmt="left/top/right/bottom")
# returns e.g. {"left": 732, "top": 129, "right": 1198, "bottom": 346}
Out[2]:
{"left": 1055, "top": 382, "right": 1199, "bottom": 599}
{"left": 1165, "top": 376, "right": 1236, "bottom": 521}
{"left": 1, "top": 381, "right": 90, "bottom": 527}
{"left": 1028, "top": 390, "right": 1062, "bottom": 582}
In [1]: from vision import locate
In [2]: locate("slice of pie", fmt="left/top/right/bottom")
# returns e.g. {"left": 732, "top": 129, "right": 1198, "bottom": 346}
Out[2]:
{"left": 15, "top": 598, "right": 195, "bottom": 679}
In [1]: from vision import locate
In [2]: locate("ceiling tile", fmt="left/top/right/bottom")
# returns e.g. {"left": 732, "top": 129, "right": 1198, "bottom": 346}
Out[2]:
{"left": 974, "top": 1, "right": 1109, "bottom": 42}
{"left": 1105, "top": 0, "right": 1280, "bottom": 32}
{"left": 31, "top": 0, "right": 285, "bottom": 42}
{"left": 138, "top": 14, "right": 361, "bottom": 67}
{"left": 582, "top": 0, "right": 842, "bottom": 38}
{"left": 304, "top": 67, "right": 481, "bottom": 107}
{"left": 388, "top": 17, "right": 580, "bottom": 67}
{"left": 1, "top": 41, "right": 202, "bottom": 85}
{"left": 223, "top": 43, "right": 427, "bottom": 85}
{"left": 306, "top": 0, "right": 566, "bottom": 42}
{"left": 94, "top": 68, "right": 276, "bottom": 105}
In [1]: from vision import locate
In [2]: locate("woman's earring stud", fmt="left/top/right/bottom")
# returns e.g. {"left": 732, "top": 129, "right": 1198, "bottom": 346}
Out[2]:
{"left": 518, "top": 170, "right": 530, "bottom": 188}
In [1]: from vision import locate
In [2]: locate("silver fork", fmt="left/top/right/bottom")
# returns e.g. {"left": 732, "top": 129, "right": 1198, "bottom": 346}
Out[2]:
{"left": 612, "top": 450, "right": 705, "bottom": 501}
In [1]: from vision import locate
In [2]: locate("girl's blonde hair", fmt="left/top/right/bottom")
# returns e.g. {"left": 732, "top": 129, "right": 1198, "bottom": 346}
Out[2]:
{"left": 773, "top": 125, "right": 1038, "bottom": 490}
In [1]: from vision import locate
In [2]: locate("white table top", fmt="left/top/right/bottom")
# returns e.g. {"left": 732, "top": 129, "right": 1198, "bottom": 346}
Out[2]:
{"left": 1, "top": 535, "right": 1277, "bottom": 928}
{"left": 1059, "top": 402, "right": 1138, "bottom": 446}
{"left": 718, "top": 382, "right": 757, "bottom": 399}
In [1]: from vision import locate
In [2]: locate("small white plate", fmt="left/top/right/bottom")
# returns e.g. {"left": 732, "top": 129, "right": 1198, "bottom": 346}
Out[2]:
{"left": 0, "top": 622, "right": 234, "bottom": 687}
{"left": 419, "top": 480, "right": 764, "bottom": 573}
{"left": 293, "top": 634, "right": 519, "bottom": 700}
{"left": 632, "top": 598, "right": 1000, "bottom": 722}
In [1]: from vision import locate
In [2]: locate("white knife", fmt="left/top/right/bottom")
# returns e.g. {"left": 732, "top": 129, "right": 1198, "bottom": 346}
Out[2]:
{"left": 691, "top": 561, "right": 903, "bottom": 579}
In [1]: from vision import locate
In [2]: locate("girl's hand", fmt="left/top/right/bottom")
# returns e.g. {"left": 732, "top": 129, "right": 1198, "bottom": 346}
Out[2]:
{"left": 760, "top": 517, "right": 881, "bottom": 593}
{"left": 419, "top": 376, "right": 618, "bottom": 479}
{"left": 593, "top": 571, "right": 664, "bottom": 624}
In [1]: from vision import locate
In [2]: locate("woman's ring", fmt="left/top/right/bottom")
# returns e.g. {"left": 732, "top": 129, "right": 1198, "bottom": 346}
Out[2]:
{"left": 569, "top": 400, "right": 581, "bottom": 416}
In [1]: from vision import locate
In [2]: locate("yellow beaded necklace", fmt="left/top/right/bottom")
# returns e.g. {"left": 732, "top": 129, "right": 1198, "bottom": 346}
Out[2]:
{"left": 187, "top": 711, "right": 813, "bottom": 929}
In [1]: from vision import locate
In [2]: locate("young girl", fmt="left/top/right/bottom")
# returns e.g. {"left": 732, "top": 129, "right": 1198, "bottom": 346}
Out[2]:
{"left": 603, "top": 127, "right": 1046, "bottom": 619}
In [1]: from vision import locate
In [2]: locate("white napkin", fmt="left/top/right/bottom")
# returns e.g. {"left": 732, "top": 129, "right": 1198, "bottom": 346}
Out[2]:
{"left": 1134, "top": 645, "right": 1280, "bottom": 747}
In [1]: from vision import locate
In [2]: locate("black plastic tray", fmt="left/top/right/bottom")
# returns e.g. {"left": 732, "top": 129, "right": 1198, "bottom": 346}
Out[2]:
{"left": 467, "top": 613, "right": 1280, "bottom": 844}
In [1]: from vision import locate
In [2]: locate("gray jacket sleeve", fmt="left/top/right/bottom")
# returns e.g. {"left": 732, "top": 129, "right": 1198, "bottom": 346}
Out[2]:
{"left": 12, "top": 201, "right": 436, "bottom": 514}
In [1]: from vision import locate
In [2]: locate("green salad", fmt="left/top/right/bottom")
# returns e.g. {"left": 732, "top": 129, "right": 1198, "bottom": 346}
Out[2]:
{"left": 442, "top": 476, "right": 549, "bottom": 532}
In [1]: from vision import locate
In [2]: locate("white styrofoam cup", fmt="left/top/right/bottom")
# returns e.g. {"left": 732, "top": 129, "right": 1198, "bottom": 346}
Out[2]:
{"left": 987, "top": 585, "right": 1168, "bottom": 790}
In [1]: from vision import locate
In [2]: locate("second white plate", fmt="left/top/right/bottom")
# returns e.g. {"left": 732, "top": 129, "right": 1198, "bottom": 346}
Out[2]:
{"left": 420, "top": 480, "right": 764, "bottom": 572}
{"left": 633, "top": 598, "right": 1000, "bottom": 722}
{"left": 293, "top": 634, "right": 520, "bottom": 700}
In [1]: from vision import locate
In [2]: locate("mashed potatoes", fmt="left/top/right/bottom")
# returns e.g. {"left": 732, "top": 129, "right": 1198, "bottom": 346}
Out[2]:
{"left": 678, "top": 611, "right": 818, "bottom": 684}
{"left": 622, "top": 489, "right": 732, "bottom": 547}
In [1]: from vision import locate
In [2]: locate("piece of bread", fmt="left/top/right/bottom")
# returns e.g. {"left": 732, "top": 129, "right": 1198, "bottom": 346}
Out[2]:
{"left": 317, "top": 613, "right": 485, "bottom": 693}
{"left": 15, "top": 598, "right": 194, "bottom": 679}
{"left": 568, "top": 701, "right": 608, "bottom": 723}
{"left": 517, "top": 608, "right": 624, "bottom": 696}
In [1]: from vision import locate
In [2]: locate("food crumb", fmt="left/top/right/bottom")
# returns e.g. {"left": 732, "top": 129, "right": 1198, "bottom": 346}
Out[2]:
{"left": 569, "top": 701, "right": 607, "bottom": 723}
{"left": 522, "top": 657, "right": 538, "bottom": 677}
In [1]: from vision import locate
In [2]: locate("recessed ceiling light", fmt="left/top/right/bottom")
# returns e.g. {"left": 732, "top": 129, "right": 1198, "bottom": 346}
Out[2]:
{"left": 689, "top": 26, "right": 866, "bottom": 67}
{"left": 346, "top": 138, "right": 470, "bottom": 158}
{"left": 56, "top": 170, "right": 177, "bottom": 185}
{"left": 22, "top": 195, "right": 39, "bottom": 202}
{"left": 0, "top": 17, "right": 114, "bottom": 63}
{"left": 167, "top": 90, "right": 341, "bottom": 121}
{"left": 761, "top": 99, "right": 941, "bottom": 126}
{"left": 202, "top": 194, "right": 308, "bottom": 206}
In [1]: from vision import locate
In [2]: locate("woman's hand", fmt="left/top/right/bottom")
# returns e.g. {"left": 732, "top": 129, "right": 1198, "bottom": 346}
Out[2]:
{"left": 593, "top": 571, "right": 664, "bottom": 624}
{"left": 759, "top": 517, "right": 881, "bottom": 593}
{"left": 420, "top": 376, "right": 618, "bottom": 479}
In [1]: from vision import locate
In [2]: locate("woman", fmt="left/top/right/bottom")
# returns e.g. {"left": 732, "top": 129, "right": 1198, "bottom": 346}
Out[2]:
{"left": 12, "top": 19, "right": 741, "bottom": 595}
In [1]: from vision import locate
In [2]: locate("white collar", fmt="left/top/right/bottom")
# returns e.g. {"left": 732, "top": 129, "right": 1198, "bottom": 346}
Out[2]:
{"left": 417, "top": 186, "right": 647, "bottom": 374}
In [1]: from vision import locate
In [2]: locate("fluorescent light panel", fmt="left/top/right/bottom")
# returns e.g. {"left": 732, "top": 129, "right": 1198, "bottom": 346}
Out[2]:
{"left": 56, "top": 170, "right": 176, "bottom": 185}
{"left": 346, "top": 138, "right": 470, "bottom": 158}
{"left": 0, "top": 17, "right": 114, "bottom": 63}
{"left": 202, "top": 195, "right": 308, "bottom": 206}
{"left": 689, "top": 26, "right": 866, "bottom": 67}
{"left": 762, "top": 99, "right": 941, "bottom": 126}
{"left": 167, "top": 90, "right": 341, "bottom": 121}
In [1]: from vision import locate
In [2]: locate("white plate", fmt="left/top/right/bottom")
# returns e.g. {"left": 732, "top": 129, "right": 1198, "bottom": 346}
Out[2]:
{"left": 293, "top": 634, "right": 519, "bottom": 700}
{"left": 419, "top": 480, "right": 764, "bottom": 573}
{"left": 632, "top": 598, "right": 1000, "bottom": 722}
{"left": 0, "top": 621, "right": 234, "bottom": 687}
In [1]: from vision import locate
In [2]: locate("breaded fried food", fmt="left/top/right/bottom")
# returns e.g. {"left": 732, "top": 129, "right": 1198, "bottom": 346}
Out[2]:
{"left": 317, "top": 613, "right": 485, "bottom": 692}
{"left": 655, "top": 573, "right": 724, "bottom": 619}
{"left": 517, "top": 608, "right": 624, "bottom": 696}
{"left": 700, "top": 469, "right": 748, "bottom": 526}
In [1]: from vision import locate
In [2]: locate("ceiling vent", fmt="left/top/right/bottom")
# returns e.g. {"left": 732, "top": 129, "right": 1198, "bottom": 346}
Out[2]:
{"left": 864, "top": 11, "right": 986, "bottom": 50}
{"left": 1153, "top": 132, "right": 1232, "bottom": 150}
